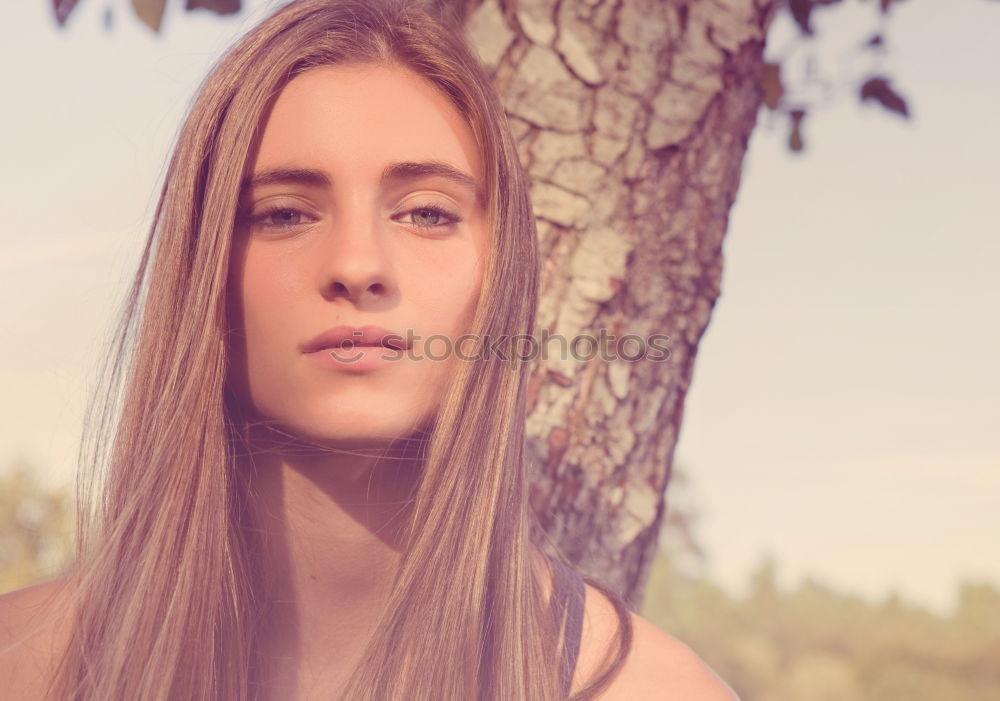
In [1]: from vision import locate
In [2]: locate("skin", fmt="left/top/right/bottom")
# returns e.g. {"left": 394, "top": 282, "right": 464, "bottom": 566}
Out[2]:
{"left": 0, "top": 63, "right": 738, "bottom": 701}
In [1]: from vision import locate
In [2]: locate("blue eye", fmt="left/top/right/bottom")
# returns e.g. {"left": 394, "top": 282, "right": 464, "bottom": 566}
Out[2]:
{"left": 250, "top": 205, "right": 311, "bottom": 230}
{"left": 399, "top": 204, "right": 461, "bottom": 231}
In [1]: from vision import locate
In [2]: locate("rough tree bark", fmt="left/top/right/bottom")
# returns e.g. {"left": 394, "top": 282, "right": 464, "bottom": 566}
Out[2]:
{"left": 452, "top": 0, "right": 780, "bottom": 609}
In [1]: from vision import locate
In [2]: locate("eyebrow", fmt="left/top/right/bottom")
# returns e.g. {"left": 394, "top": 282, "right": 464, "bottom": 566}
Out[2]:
{"left": 240, "top": 160, "right": 487, "bottom": 209}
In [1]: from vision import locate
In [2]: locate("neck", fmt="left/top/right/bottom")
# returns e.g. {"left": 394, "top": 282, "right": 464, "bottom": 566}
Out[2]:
{"left": 237, "top": 424, "right": 425, "bottom": 684}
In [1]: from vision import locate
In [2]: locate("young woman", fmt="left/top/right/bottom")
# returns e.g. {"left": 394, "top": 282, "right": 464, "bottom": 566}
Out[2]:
{"left": 0, "top": 1, "right": 738, "bottom": 699}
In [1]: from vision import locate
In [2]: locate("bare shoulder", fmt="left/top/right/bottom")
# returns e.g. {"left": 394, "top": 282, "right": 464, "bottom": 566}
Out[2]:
{"left": 575, "top": 582, "right": 741, "bottom": 700}
{"left": 0, "top": 576, "right": 74, "bottom": 701}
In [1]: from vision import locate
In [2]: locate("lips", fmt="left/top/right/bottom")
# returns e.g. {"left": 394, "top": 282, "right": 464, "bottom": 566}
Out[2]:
{"left": 300, "top": 324, "right": 409, "bottom": 354}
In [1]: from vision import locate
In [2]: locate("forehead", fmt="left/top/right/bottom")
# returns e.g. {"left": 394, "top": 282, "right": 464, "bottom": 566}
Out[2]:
{"left": 252, "top": 63, "right": 483, "bottom": 185}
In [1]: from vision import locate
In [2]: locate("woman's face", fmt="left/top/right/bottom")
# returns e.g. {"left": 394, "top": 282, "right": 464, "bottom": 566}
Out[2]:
{"left": 227, "top": 63, "right": 488, "bottom": 448}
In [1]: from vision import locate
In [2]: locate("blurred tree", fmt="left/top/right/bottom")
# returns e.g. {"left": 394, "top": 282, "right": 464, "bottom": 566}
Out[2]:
{"left": 658, "top": 463, "right": 710, "bottom": 575}
{"left": 642, "top": 540, "right": 1000, "bottom": 701}
{"left": 775, "top": 651, "right": 863, "bottom": 701}
{"left": 636, "top": 462, "right": 1000, "bottom": 700}
{"left": 0, "top": 458, "right": 75, "bottom": 592}
{"left": 955, "top": 580, "right": 1000, "bottom": 639}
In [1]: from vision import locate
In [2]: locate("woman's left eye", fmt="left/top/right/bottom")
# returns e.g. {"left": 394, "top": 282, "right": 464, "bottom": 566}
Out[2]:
{"left": 397, "top": 204, "right": 461, "bottom": 231}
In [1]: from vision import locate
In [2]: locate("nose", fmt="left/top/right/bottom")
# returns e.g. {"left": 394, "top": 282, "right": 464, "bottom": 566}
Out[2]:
{"left": 317, "top": 208, "right": 398, "bottom": 309}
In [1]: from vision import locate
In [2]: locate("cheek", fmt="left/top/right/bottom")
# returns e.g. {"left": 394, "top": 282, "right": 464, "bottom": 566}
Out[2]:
{"left": 402, "top": 238, "right": 485, "bottom": 332}
{"left": 457, "top": 256, "right": 484, "bottom": 328}
{"left": 236, "top": 250, "right": 303, "bottom": 382}
{"left": 242, "top": 265, "right": 283, "bottom": 340}
{"left": 240, "top": 244, "right": 307, "bottom": 324}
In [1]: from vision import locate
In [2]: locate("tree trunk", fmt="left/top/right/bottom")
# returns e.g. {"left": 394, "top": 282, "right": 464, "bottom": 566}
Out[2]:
{"left": 457, "top": 0, "right": 780, "bottom": 609}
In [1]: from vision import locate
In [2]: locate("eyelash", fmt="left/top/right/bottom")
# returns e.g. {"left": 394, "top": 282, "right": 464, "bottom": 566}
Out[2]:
{"left": 248, "top": 204, "right": 462, "bottom": 232}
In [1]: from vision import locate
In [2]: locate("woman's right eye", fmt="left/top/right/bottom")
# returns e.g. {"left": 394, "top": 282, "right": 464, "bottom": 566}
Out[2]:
{"left": 250, "top": 205, "right": 312, "bottom": 230}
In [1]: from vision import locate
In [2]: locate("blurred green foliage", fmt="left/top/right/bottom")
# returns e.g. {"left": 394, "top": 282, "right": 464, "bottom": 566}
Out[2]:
{"left": 642, "top": 551, "right": 1000, "bottom": 701}
{"left": 0, "top": 458, "right": 75, "bottom": 592}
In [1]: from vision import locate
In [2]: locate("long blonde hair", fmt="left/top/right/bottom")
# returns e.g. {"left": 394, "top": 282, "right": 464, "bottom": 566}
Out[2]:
{"left": 47, "top": 1, "right": 632, "bottom": 698}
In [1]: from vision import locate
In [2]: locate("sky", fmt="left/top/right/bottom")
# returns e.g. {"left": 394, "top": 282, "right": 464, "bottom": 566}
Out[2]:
{"left": 0, "top": 0, "right": 997, "bottom": 616}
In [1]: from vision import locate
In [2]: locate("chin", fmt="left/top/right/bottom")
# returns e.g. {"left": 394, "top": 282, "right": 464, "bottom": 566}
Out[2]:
{"left": 229, "top": 376, "right": 440, "bottom": 453}
{"left": 271, "top": 404, "right": 435, "bottom": 452}
{"left": 294, "top": 425, "right": 415, "bottom": 451}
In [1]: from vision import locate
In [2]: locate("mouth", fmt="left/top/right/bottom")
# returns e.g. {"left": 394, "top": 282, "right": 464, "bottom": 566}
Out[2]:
{"left": 301, "top": 324, "right": 410, "bottom": 354}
